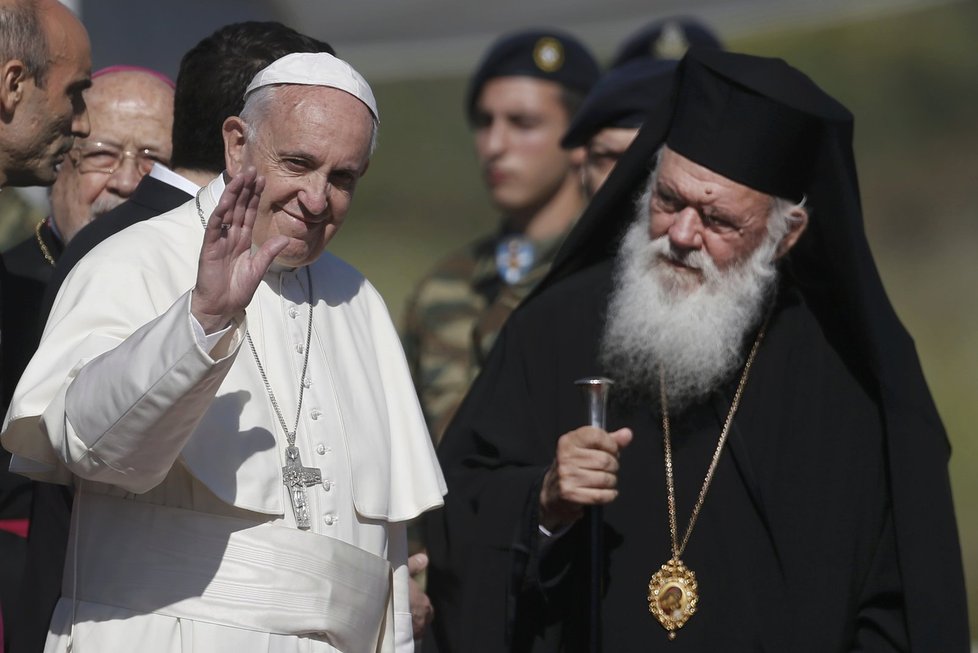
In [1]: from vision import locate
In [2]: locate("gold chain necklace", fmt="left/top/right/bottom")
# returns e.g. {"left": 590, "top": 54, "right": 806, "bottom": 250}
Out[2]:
{"left": 35, "top": 219, "right": 56, "bottom": 266}
{"left": 647, "top": 317, "right": 768, "bottom": 639}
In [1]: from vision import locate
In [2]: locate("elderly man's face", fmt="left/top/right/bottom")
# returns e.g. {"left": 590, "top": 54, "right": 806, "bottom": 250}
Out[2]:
{"left": 648, "top": 146, "right": 776, "bottom": 287}
{"left": 583, "top": 126, "right": 639, "bottom": 197}
{"left": 225, "top": 85, "right": 373, "bottom": 268}
{"left": 472, "top": 77, "right": 582, "bottom": 214}
{"left": 50, "top": 70, "right": 173, "bottom": 243}
{"left": 6, "top": 0, "right": 91, "bottom": 186}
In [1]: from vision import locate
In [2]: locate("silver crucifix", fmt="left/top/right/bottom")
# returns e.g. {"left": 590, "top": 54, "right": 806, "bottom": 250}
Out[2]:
{"left": 282, "top": 445, "right": 322, "bottom": 530}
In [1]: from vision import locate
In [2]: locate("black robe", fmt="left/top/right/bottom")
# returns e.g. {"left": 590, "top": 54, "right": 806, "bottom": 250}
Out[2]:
{"left": 426, "top": 259, "right": 917, "bottom": 653}
{"left": 1, "top": 219, "right": 62, "bottom": 406}
{"left": 40, "top": 174, "right": 193, "bottom": 318}
{"left": 1, "top": 221, "right": 62, "bottom": 651}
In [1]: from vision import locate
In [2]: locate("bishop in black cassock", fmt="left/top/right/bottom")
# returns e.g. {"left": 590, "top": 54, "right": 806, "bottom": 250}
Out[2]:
{"left": 424, "top": 48, "right": 969, "bottom": 652}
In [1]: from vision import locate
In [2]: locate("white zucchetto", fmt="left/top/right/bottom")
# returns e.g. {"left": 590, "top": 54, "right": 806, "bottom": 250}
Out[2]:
{"left": 244, "top": 52, "right": 379, "bottom": 122}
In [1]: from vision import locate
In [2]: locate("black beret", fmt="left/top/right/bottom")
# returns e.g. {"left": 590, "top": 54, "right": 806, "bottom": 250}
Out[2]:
{"left": 561, "top": 58, "right": 677, "bottom": 149}
{"left": 611, "top": 16, "right": 722, "bottom": 68}
{"left": 667, "top": 47, "right": 851, "bottom": 202}
{"left": 466, "top": 29, "right": 601, "bottom": 121}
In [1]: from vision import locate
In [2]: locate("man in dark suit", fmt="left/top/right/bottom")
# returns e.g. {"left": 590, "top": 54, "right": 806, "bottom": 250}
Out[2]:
{"left": 11, "top": 21, "right": 336, "bottom": 653}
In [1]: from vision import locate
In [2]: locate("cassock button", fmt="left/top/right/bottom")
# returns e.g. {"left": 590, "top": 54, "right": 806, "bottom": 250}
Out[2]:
{"left": 324, "top": 513, "right": 337, "bottom": 526}
{"left": 311, "top": 408, "right": 323, "bottom": 421}
{"left": 295, "top": 343, "right": 305, "bottom": 354}
{"left": 323, "top": 480, "right": 332, "bottom": 492}
{"left": 303, "top": 376, "right": 312, "bottom": 388}
{"left": 316, "top": 443, "right": 327, "bottom": 455}
{"left": 288, "top": 306, "right": 298, "bottom": 318}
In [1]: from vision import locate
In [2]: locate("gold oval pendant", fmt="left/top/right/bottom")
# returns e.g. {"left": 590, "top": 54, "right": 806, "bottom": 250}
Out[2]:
{"left": 648, "top": 558, "right": 698, "bottom": 639}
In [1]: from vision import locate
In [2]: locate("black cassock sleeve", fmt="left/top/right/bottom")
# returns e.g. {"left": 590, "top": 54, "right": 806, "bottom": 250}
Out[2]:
{"left": 424, "top": 265, "right": 611, "bottom": 653}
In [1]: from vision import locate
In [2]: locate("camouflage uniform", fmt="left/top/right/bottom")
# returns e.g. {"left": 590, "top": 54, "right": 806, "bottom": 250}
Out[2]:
{"left": 403, "top": 230, "right": 566, "bottom": 444}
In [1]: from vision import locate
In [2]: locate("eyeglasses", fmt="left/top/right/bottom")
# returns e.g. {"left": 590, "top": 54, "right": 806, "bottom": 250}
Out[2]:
{"left": 68, "top": 141, "right": 169, "bottom": 175}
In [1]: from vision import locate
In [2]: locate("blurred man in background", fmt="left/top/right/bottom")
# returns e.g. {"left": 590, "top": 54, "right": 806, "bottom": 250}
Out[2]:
{"left": 563, "top": 16, "right": 722, "bottom": 198}
{"left": 0, "top": 1, "right": 91, "bottom": 647}
{"left": 609, "top": 15, "right": 723, "bottom": 68}
{"left": 403, "top": 28, "right": 599, "bottom": 443}
{"left": 0, "top": 64, "right": 172, "bottom": 652}
{"left": 562, "top": 58, "right": 678, "bottom": 198}
{"left": 3, "top": 65, "right": 174, "bottom": 401}
{"left": 0, "top": 0, "right": 91, "bottom": 190}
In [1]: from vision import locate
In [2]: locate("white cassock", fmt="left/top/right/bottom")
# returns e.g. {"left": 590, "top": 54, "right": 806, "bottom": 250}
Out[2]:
{"left": 2, "top": 175, "right": 446, "bottom": 653}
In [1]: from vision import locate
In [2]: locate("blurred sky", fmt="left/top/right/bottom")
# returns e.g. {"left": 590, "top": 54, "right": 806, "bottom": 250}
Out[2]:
{"left": 72, "top": 0, "right": 956, "bottom": 80}
{"left": 16, "top": 0, "right": 957, "bottom": 217}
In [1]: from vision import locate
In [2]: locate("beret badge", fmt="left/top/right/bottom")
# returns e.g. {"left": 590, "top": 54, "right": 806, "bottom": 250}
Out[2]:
{"left": 533, "top": 37, "right": 565, "bottom": 73}
{"left": 652, "top": 21, "right": 691, "bottom": 60}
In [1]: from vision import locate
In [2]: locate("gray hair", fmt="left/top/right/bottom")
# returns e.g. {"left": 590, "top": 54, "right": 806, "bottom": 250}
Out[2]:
{"left": 0, "top": 0, "right": 50, "bottom": 87}
{"left": 767, "top": 194, "right": 807, "bottom": 244}
{"left": 239, "top": 84, "right": 379, "bottom": 157}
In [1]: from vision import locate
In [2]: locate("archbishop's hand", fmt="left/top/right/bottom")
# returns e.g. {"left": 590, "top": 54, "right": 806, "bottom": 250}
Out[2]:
{"left": 539, "top": 426, "right": 633, "bottom": 532}
{"left": 191, "top": 167, "right": 288, "bottom": 334}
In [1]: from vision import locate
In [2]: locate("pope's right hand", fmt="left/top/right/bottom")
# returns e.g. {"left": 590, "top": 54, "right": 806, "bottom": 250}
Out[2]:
{"left": 191, "top": 167, "right": 288, "bottom": 334}
{"left": 538, "top": 426, "right": 633, "bottom": 532}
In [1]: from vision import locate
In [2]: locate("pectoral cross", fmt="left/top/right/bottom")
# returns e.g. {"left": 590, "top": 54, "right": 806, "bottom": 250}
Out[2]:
{"left": 282, "top": 445, "right": 322, "bottom": 530}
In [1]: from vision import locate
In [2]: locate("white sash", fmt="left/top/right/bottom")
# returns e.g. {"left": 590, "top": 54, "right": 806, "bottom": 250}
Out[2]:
{"left": 65, "top": 493, "right": 394, "bottom": 653}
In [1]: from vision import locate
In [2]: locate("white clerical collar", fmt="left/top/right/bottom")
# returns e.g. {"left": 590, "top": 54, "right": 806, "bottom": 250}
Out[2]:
{"left": 203, "top": 172, "right": 226, "bottom": 207}
{"left": 149, "top": 162, "right": 201, "bottom": 196}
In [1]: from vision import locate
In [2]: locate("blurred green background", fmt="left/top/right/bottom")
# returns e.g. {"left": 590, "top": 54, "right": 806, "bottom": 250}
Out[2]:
{"left": 1, "top": 0, "right": 974, "bottom": 635}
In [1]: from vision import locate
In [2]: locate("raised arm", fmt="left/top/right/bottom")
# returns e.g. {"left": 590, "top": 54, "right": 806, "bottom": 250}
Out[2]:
{"left": 191, "top": 167, "right": 288, "bottom": 333}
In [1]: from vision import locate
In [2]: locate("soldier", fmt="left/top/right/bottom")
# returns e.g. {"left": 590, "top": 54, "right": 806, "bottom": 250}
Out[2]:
{"left": 564, "top": 16, "right": 723, "bottom": 198}
{"left": 403, "top": 29, "right": 599, "bottom": 442}
{"left": 609, "top": 15, "right": 723, "bottom": 68}
{"left": 561, "top": 58, "right": 678, "bottom": 198}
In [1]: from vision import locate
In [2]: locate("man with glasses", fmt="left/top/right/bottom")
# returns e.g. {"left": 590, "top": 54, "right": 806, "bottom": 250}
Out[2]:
{"left": 0, "top": 1, "right": 92, "bottom": 647}
{"left": 0, "top": 66, "right": 171, "bottom": 649}
{"left": 2, "top": 65, "right": 173, "bottom": 395}
{"left": 46, "top": 66, "right": 173, "bottom": 247}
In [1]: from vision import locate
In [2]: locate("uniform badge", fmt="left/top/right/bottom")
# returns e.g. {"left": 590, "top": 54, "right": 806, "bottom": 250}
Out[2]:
{"left": 652, "top": 21, "right": 690, "bottom": 60}
{"left": 533, "top": 37, "right": 564, "bottom": 73}
{"left": 496, "top": 237, "right": 535, "bottom": 285}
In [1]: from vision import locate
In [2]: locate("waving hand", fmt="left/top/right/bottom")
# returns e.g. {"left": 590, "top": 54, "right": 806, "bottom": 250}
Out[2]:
{"left": 190, "top": 168, "right": 289, "bottom": 333}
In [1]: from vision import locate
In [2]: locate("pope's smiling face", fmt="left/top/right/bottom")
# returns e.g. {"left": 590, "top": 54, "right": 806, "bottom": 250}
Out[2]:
{"left": 223, "top": 84, "right": 373, "bottom": 268}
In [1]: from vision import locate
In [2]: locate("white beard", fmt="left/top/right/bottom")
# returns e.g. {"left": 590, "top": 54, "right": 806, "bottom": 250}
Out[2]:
{"left": 599, "top": 206, "right": 781, "bottom": 412}
{"left": 90, "top": 193, "right": 126, "bottom": 219}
